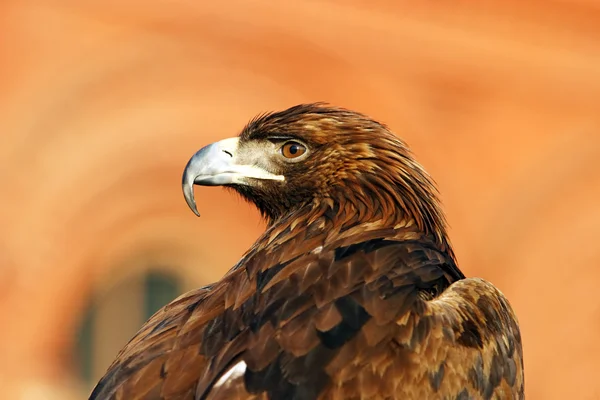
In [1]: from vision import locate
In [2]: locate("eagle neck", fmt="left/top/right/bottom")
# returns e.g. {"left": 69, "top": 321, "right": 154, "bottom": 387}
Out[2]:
{"left": 257, "top": 197, "right": 455, "bottom": 265}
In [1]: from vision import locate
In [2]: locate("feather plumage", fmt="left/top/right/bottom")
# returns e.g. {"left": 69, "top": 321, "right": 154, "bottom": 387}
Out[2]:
{"left": 90, "top": 104, "right": 524, "bottom": 400}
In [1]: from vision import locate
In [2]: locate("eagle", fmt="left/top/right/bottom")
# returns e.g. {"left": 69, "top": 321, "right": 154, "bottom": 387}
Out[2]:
{"left": 90, "top": 104, "right": 524, "bottom": 399}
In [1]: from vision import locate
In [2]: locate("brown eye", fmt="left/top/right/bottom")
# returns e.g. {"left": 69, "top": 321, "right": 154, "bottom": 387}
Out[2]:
{"left": 281, "top": 141, "right": 307, "bottom": 159}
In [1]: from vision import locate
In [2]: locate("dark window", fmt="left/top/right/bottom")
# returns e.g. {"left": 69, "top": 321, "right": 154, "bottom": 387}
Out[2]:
{"left": 144, "top": 270, "right": 180, "bottom": 319}
{"left": 74, "top": 269, "right": 183, "bottom": 388}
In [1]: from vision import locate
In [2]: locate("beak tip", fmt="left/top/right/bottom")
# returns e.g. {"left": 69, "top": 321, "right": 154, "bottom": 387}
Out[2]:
{"left": 183, "top": 191, "right": 201, "bottom": 217}
{"left": 182, "top": 178, "right": 201, "bottom": 217}
{"left": 184, "top": 196, "right": 201, "bottom": 217}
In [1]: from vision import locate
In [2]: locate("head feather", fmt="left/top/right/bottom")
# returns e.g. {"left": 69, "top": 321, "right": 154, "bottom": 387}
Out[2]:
{"left": 235, "top": 103, "right": 453, "bottom": 258}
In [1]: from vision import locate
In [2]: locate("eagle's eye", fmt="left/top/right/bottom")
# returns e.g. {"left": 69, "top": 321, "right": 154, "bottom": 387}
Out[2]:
{"left": 280, "top": 141, "right": 307, "bottom": 159}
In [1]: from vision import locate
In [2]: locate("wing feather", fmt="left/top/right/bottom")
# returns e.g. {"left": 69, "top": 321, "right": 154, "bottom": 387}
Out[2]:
{"left": 90, "top": 231, "right": 523, "bottom": 400}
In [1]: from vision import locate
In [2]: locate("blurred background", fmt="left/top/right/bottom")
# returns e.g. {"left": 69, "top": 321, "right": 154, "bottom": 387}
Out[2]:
{"left": 1, "top": 0, "right": 599, "bottom": 398}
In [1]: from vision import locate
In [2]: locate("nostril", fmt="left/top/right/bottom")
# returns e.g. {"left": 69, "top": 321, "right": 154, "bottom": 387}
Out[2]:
{"left": 223, "top": 150, "right": 233, "bottom": 158}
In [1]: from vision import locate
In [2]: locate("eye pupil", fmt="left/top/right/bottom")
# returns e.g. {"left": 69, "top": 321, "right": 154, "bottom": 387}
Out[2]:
{"left": 289, "top": 145, "right": 298, "bottom": 154}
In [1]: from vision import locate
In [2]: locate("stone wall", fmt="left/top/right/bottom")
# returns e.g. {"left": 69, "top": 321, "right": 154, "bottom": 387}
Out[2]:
{"left": 1, "top": 1, "right": 599, "bottom": 398}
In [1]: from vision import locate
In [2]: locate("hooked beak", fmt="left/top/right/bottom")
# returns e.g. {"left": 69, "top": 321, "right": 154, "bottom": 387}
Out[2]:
{"left": 182, "top": 137, "right": 284, "bottom": 216}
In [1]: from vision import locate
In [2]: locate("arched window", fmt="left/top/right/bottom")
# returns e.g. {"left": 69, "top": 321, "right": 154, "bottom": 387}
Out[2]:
{"left": 74, "top": 269, "right": 184, "bottom": 389}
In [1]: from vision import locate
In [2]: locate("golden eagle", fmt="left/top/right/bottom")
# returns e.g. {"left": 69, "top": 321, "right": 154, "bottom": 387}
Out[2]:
{"left": 90, "top": 104, "right": 524, "bottom": 399}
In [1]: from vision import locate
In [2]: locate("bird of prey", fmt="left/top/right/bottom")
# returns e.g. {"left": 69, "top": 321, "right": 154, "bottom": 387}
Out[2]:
{"left": 90, "top": 104, "right": 524, "bottom": 399}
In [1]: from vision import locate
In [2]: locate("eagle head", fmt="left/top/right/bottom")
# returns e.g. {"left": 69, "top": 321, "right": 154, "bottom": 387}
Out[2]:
{"left": 182, "top": 103, "right": 448, "bottom": 244}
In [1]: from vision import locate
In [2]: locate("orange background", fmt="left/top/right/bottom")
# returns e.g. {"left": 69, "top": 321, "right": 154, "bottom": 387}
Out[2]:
{"left": 1, "top": 1, "right": 599, "bottom": 398}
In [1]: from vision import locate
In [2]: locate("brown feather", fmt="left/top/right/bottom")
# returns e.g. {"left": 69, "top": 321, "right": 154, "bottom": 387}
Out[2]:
{"left": 90, "top": 104, "right": 523, "bottom": 400}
